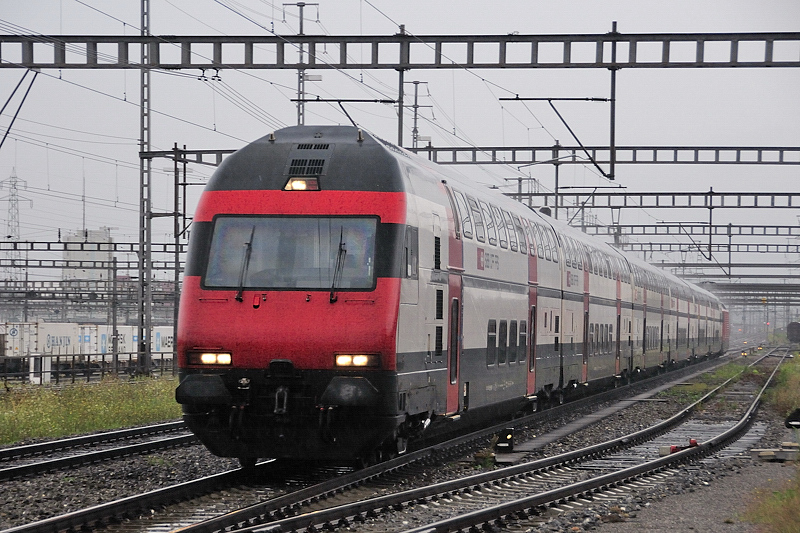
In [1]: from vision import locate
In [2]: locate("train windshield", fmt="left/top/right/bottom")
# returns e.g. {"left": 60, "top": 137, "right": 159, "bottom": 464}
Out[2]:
{"left": 204, "top": 216, "right": 377, "bottom": 290}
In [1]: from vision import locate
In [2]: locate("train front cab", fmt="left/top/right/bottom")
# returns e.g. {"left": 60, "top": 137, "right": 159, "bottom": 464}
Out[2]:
{"left": 175, "top": 127, "right": 427, "bottom": 465}
{"left": 176, "top": 213, "right": 409, "bottom": 463}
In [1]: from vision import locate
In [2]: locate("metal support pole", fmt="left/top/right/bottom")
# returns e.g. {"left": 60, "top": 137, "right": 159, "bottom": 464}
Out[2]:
{"left": 552, "top": 141, "right": 561, "bottom": 220}
{"left": 708, "top": 187, "right": 714, "bottom": 260}
{"left": 411, "top": 81, "right": 420, "bottom": 148}
{"left": 112, "top": 257, "right": 118, "bottom": 374}
{"left": 608, "top": 21, "right": 618, "bottom": 180}
{"left": 397, "top": 25, "right": 406, "bottom": 146}
{"left": 397, "top": 71, "right": 405, "bottom": 146}
{"left": 138, "top": 0, "right": 152, "bottom": 375}
{"left": 297, "top": 2, "right": 306, "bottom": 125}
{"left": 173, "top": 144, "right": 182, "bottom": 376}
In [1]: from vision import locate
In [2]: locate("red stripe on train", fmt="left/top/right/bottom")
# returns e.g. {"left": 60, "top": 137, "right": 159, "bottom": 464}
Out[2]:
{"left": 194, "top": 190, "right": 407, "bottom": 223}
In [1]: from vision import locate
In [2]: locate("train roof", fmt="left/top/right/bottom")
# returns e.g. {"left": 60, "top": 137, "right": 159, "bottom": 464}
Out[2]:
{"left": 205, "top": 125, "right": 407, "bottom": 193}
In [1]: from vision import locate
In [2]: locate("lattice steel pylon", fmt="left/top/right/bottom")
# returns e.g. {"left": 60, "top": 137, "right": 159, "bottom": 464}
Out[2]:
{"left": 0, "top": 167, "right": 32, "bottom": 281}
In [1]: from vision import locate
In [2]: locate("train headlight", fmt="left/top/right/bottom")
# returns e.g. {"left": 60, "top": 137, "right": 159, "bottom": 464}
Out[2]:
{"left": 189, "top": 352, "right": 233, "bottom": 366}
{"left": 335, "top": 354, "right": 380, "bottom": 368}
{"left": 284, "top": 177, "right": 320, "bottom": 191}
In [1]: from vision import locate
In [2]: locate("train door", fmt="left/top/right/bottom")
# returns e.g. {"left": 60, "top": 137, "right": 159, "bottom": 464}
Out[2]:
{"left": 616, "top": 313, "right": 622, "bottom": 375}
{"left": 440, "top": 183, "right": 464, "bottom": 414}
{"left": 582, "top": 309, "right": 589, "bottom": 382}
{"left": 524, "top": 217, "right": 538, "bottom": 399}
{"left": 446, "top": 276, "right": 462, "bottom": 414}
{"left": 527, "top": 301, "right": 537, "bottom": 395}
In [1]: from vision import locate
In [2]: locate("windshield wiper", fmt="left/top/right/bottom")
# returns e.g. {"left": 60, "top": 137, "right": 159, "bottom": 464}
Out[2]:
{"left": 330, "top": 227, "right": 347, "bottom": 303}
{"left": 235, "top": 226, "right": 255, "bottom": 302}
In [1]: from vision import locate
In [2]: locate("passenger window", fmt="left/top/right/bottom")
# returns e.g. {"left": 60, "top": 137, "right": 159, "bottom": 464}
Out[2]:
{"left": 404, "top": 226, "right": 418, "bottom": 279}
{"left": 583, "top": 247, "right": 591, "bottom": 273}
{"left": 512, "top": 216, "right": 527, "bottom": 254}
{"left": 547, "top": 228, "right": 559, "bottom": 263}
{"left": 486, "top": 320, "right": 497, "bottom": 366}
{"left": 466, "top": 195, "right": 486, "bottom": 243}
{"left": 541, "top": 225, "right": 552, "bottom": 261}
{"left": 498, "top": 320, "right": 508, "bottom": 364}
{"left": 563, "top": 237, "right": 574, "bottom": 268}
{"left": 479, "top": 201, "right": 497, "bottom": 246}
{"left": 519, "top": 320, "right": 527, "bottom": 361}
{"left": 522, "top": 219, "right": 536, "bottom": 257}
{"left": 533, "top": 223, "right": 545, "bottom": 259}
{"left": 502, "top": 210, "right": 517, "bottom": 252}
{"left": 509, "top": 320, "right": 518, "bottom": 363}
{"left": 491, "top": 205, "right": 508, "bottom": 248}
{"left": 452, "top": 191, "right": 473, "bottom": 239}
{"left": 442, "top": 186, "right": 461, "bottom": 240}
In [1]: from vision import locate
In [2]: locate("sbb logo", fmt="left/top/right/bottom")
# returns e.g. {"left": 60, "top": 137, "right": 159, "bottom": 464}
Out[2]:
{"left": 477, "top": 248, "right": 499, "bottom": 271}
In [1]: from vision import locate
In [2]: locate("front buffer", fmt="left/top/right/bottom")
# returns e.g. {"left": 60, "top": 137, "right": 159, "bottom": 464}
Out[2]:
{"left": 176, "top": 360, "right": 404, "bottom": 464}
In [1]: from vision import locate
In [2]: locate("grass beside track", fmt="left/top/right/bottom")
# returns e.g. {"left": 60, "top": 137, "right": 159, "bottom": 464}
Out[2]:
{"left": 745, "top": 351, "right": 800, "bottom": 533}
{"left": 0, "top": 377, "right": 181, "bottom": 445}
{"left": 658, "top": 361, "right": 749, "bottom": 404}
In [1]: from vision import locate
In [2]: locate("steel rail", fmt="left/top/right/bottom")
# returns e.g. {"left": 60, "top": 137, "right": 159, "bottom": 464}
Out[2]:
{"left": 0, "top": 434, "right": 197, "bottom": 481}
{"left": 0, "top": 469, "right": 244, "bottom": 533}
{"left": 0, "top": 420, "right": 184, "bottom": 462}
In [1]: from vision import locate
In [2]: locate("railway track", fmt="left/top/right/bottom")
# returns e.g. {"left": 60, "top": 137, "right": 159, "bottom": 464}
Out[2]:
{"left": 0, "top": 421, "right": 192, "bottom": 481}
{"left": 245, "top": 349, "right": 784, "bottom": 533}
{"left": 0, "top": 353, "right": 750, "bottom": 533}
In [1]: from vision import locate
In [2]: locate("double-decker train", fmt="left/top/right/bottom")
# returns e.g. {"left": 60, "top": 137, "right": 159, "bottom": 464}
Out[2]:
{"left": 176, "top": 125, "right": 729, "bottom": 466}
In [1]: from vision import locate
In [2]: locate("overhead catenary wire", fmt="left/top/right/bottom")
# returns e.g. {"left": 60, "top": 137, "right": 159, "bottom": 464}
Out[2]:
{"left": 2, "top": 116, "right": 139, "bottom": 142}
{"left": 0, "top": 70, "right": 38, "bottom": 153}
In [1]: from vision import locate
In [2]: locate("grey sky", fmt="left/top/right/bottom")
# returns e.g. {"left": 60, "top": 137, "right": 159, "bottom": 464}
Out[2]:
{"left": 0, "top": 0, "right": 797, "bottom": 280}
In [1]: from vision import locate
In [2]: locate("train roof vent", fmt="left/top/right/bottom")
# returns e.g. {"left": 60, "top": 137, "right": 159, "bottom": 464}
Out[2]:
{"left": 296, "top": 143, "right": 330, "bottom": 150}
{"left": 288, "top": 158, "right": 325, "bottom": 176}
{"left": 285, "top": 143, "right": 334, "bottom": 176}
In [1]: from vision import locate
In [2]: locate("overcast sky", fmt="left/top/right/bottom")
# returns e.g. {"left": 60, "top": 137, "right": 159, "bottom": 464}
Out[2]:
{"left": 0, "top": 0, "right": 798, "bottom": 280}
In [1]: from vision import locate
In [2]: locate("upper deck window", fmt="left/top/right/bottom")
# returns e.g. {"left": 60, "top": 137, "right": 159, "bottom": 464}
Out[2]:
{"left": 491, "top": 206, "right": 508, "bottom": 249}
{"left": 203, "top": 216, "right": 377, "bottom": 290}
{"left": 466, "top": 195, "right": 486, "bottom": 243}
{"left": 452, "top": 190, "right": 473, "bottom": 239}
{"left": 502, "top": 210, "right": 518, "bottom": 252}
{"left": 480, "top": 201, "right": 497, "bottom": 246}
